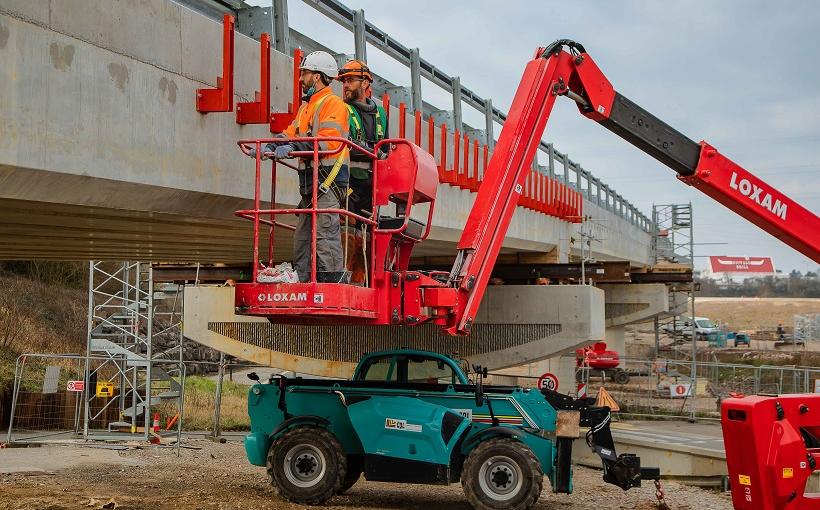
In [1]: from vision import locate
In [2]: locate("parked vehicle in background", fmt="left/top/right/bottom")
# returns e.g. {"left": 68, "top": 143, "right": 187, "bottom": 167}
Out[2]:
{"left": 575, "top": 342, "right": 631, "bottom": 384}
{"left": 734, "top": 333, "right": 750, "bottom": 347}
{"left": 661, "top": 318, "right": 690, "bottom": 336}
{"left": 663, "top": 316, "right": 720, "bottom": 341}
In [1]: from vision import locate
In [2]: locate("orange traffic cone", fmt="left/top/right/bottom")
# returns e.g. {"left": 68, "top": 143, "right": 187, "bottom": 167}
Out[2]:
{"left": 149, "top": 413, "right": 161, "bottom": 444}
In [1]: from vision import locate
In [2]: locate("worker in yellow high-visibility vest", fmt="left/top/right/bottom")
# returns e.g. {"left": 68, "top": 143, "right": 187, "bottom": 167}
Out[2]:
{"left": 337, "top": 59, "right": 389, "bottom": 221}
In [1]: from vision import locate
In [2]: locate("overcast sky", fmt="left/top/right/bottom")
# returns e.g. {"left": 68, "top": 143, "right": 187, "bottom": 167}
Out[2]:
{"left": 257, "top": 0, "right": 820, "bottom": 273}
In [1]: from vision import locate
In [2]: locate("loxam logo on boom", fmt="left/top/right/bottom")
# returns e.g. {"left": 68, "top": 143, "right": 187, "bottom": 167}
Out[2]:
{"left": 257, "top": 292, "right": 308, "bottom": 303}
{"left": 729, "top": 172, "right": 787, "bottom": 220}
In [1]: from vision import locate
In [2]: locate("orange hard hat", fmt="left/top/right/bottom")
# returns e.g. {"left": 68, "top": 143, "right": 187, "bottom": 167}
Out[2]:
{"left": 337, "top": 59, "right": 372, "bottom": 81}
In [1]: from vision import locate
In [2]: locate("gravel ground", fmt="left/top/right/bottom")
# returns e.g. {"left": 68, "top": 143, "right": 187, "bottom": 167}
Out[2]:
{"left": 0, "top": 439, "right": 733, "bottom": 510}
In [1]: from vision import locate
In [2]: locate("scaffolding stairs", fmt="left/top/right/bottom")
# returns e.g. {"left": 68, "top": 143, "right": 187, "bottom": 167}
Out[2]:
{"left": 89, "top": 338, "right": 181, "bottom": 423}
{"left": 83, "top": 262, "right": 185, "bottom": 436}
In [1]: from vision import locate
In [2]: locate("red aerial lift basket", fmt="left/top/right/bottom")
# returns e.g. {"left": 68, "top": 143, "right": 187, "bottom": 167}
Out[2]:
{"left": 233, "top": 137, "right": 439, "bottom": 325}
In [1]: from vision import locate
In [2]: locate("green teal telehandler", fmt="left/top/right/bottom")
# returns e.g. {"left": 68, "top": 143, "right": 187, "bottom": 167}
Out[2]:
{"left": 244, "top": 350, "right": 659, "bottom": 510}
{"left": 223, "top": 32, "right": 820, "bottom": 510}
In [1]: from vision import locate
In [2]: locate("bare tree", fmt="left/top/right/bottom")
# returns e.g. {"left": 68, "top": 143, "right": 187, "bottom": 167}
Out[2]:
{"left": 0, "top": 277, "right": 31, "bottom": 350}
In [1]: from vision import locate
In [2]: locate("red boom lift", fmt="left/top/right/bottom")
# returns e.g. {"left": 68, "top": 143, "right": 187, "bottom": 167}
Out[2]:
{"left": 233, "top": 40, "right": 820, "bottom": 509}
{"left": 235, "top": 39, "right": 819, "bottom": 335}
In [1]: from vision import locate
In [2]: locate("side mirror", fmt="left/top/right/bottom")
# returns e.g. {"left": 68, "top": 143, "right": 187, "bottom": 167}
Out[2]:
{"left": 472, "top": 364, "right": 487, "bottom": 407}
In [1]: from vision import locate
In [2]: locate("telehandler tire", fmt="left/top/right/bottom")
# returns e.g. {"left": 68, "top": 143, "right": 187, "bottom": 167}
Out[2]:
{"left": 337, "top": 454, "right": 363, "bottom": 494}
{"left": 462, "top": 437, "right": 543, "bottom": 510}
{"left": 267, "top": 426, "right": 346, "bottom": 505}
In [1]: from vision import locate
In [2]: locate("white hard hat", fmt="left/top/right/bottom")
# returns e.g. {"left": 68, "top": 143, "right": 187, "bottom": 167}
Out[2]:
{"left": 300, "top": 51, "right": 339, "bottom": 79}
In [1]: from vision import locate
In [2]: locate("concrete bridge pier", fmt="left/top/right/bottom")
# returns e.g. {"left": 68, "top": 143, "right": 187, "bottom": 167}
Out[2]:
{"left": 521, "top": 283, "right": 669, "bottom": 393}
{"left": 604, "top": 325, "right": 627, "bottom": 360}
{"left": 601, "top": 283, "right": 670, "bottom": 358}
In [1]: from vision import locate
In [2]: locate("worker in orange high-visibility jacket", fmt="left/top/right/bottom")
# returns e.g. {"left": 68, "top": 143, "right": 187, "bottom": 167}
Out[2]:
{"left": 249, "top": 51, "right": 350, "bottom": 283}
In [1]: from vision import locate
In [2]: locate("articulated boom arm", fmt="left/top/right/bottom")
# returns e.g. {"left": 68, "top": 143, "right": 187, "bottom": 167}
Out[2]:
{"left": 445, "top": 40, "right": 820, "bottom": 335}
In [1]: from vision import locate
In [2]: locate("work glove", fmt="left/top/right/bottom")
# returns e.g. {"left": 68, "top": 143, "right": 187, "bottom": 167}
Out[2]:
{"left": 274, "top": 144, "right": 295, "bottom": 159}
{"left": 246, "top": 144, "right": 272, "bottom": 160}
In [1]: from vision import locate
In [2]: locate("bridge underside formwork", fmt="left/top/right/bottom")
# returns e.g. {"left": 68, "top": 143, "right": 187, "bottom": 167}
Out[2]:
{"left": 182, "top": 284, "right": 605, "bottom": 377}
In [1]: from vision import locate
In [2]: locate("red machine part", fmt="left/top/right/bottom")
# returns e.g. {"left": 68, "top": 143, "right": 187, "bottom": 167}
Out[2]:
{"left": 576, "top": 342, "right": 620, "bottom": 370}
{"left": 445, "top": 41, "right": 819, "bottom": 335}
{"left": 721, "top": 394, "right": 820, "bottom": 509}
{"left": 682, "top": 143, "right": 819, "bottom": 261}
{"left": 231, "top": 39, "right": 819, "bottom": 336}
{"left": 269, "top": 48, "right": 303, "bottom": 133}
{"left": 236, "top": 33, "right": 270, "bottom": 124}
{"left": 196, "top": 14, "right": 234, "bottom": 113}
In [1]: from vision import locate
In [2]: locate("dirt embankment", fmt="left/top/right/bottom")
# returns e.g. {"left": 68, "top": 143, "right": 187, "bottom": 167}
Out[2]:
{"left": 0, "top": 440, "right": 731, "bottom": 510}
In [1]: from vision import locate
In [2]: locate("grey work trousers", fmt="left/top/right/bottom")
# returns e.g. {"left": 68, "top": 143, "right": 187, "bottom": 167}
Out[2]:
{"left": 294, "top": 192, "right": 344, "bottom": 282}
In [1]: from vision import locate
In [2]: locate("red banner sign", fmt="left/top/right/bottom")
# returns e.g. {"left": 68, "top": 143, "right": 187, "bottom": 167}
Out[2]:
{"left": 709, "top": 256, "right": 775, "bottom": 274}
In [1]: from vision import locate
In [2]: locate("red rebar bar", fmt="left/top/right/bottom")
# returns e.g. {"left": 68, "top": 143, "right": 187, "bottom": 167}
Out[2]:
{"left": 398, "top": 103, "right": 406, "bottom": 139}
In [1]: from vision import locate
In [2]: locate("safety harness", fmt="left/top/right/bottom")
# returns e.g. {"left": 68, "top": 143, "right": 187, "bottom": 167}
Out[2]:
{"left": 300, "top": 94, "right": 349, "bottom": 195}
{"left": 346, "top": 102, "right": 386, "bottom": 143}
{"left": 346, "top": 101, "right": 387, "bottom": 182}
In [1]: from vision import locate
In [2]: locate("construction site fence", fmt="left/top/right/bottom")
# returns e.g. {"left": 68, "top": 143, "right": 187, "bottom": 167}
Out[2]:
{"left": 176, "top": 358, "right": 359, "bottom": 436}
{"left": 601, "top": 357, "right": 820, "bottom": 421}
{"left": 4, "top": 354, "right": 185, "bottom": 452}
{"left": 11, "top": 354, "right": 816, "bottom": 438}
{"left": 491, "top": 357, "right": 820, "bottom": 422}
{"left": 2, "top": 356, "right": 276, "bottom": 445}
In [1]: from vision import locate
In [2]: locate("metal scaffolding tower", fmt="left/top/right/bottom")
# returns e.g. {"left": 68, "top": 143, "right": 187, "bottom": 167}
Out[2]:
{"left": 84, "top": 262, "right": 184, "bottom": 439}
{"left": 651, "top": 203, "right": 696, "bottom": 420}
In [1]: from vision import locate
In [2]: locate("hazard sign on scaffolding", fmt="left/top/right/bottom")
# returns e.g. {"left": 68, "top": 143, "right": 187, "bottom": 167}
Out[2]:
{"left": 577, "top": 383, "right": 587, "bottom": 398}
{"left": 66, "top": 380, "right": 85, "bottom": 392}
{"left": 96, "top": 381, "right": 114, "bottom": 398}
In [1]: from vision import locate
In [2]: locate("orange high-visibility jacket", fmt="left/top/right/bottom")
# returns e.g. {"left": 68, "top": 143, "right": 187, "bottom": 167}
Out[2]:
{"left": 282, "top": 87, "right": 350, "bottom": 168}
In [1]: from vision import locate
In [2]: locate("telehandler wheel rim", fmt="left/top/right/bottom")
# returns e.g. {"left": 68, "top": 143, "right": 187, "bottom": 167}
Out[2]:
{"left": 478, "top": 455, "right": 523, "bottom": 501}
{"left": 283, "top": 444, "right": 326, "bottom": 488}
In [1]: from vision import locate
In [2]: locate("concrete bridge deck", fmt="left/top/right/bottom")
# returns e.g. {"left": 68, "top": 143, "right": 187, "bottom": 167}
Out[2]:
{"left": 0, "top": 0, "right": 651, "bottom": 264}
